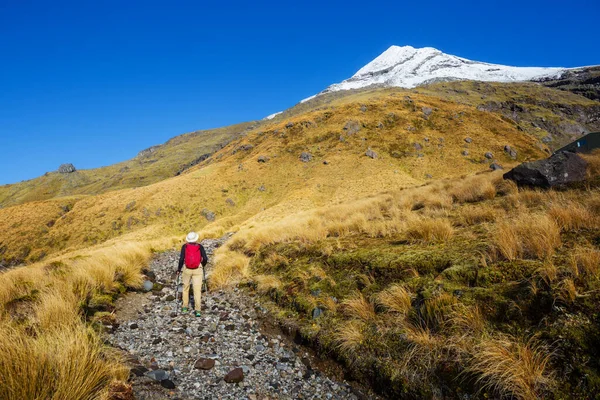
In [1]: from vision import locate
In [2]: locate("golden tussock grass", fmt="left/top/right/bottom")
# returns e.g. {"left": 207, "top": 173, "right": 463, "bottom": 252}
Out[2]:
{"left": 570, "top": 247, "right": 600, "bottom": 278}
{"left": 334, "top": 320, "right": 365, "bottom": 356}
{"left": 0, "top": 241, "right": 152, "bottom": 399}
{"left": 494, "top": 214, "right": 561, "bottom": 260}
{"left": 405, "top": 217, "right": 454, "bottom": 243}
{"left": 467, "top": 336, "right": 554, "bottom": 400}
{"left": 449, "top": 175, "right": 497, "bottom": 203}
{"left": 548, "top": 202, "right": 597, "bottom": 231}
{"left": 210, "top": 249, "right": 250, "bottom": 289}
{"left": 375, "top": 284, "right": 412, "bottom": 316}
{"left": 534, "top": 262, "right": 558, "bottom": 285}
{"left": 448, "top": 305, "right": 485, "bottom": 336}
{"left": 0, "top": 323, "right": 127, "bottom": 400}
{"left": 253, "top": 274, "right": 282, "bottom": 294}
{"left": 341, "top": 293, "right": 376, "bottom": 321}
{"left": 460, "top": 204, "right": 501, "bottom": 225}
{"left": 420, "top": 292, "right": 458, "bottom": 330}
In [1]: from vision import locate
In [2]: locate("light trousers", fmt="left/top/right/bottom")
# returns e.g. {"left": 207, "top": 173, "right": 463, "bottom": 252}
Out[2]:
{"left": 181, "top": 266, "right": 203, "bottom": 310}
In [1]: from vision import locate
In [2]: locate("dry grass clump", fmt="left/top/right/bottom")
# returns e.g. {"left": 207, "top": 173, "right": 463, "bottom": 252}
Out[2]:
{"left": 449, "top": 175, "right": 497, "bottom": 203}
{"left": 581, "top": 149, "right": 600, "bottom": 180}
{"left": 210, "top": 249, "right": 250, "bottom": 289}
{"left": 569, "top": 247, "right": 600, "bottom": 278}
{"left": 548, "top": 202, "right": 596, "bottom": 231}
{"left": 405, "top": 217, "right": 454, "bottom": 243}
{"left": 460, "top": 204, "right": 501, "bottom": 225}
{"left": 448, "top": 305, "right": 485, "bottom": 336}
{"left": 253, "top": 274, "right": 282, "bottom": 294}
{"left": 0, "top": 323, "right": 127, "bottom": 400}
{"left": 334, "top": 320, "right": 365, "bottom": 356}
{"left": 341, "top": 293, "right": 376, "bottom": 321}
{"left": 420, "top": 292, "right": 458, "bottom": 330}
{"left": 375, "top": 284, "right": 412, "bottom": 316}
{"left": 467, "top": 336, "right": 554, "bottom": 400}
{"left": 518, "top": 189, "right": 555, "bottom": 208}
{"left": 494, "top": 214, "right": 561, "bottom": 260}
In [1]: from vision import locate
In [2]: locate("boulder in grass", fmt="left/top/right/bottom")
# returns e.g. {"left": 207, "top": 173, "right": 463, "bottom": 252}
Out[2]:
{"left": 503, "top": 151, "right": 588, "bottom": 188}
{"left": 58, "top": 163, "right": 76, "bottom": 174}
{"left": 365, "top": 148, "right": 377, "bottom": 159}
{"left": 299, "top": 152, "right": 312, "bottom": 162}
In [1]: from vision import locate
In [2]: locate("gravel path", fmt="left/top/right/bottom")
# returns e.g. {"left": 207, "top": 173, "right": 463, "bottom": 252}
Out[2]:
{"left": 110, "top": 236, "right": 366, "bottom": 400}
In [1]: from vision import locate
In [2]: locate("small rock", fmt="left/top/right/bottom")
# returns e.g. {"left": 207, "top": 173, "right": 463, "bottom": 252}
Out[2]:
{"left": 146, "top": 369, "right": 169, "bottom": 382}
{"left": 142, "top": 280, "right": 153, "bottom": 292}
{"left": 323, "top": 160, "right": 329, "bottom": 165}
{"left": 152, "top": 338, "right": 162, "bottom": 345}
{"left": 258, "top": 185, "right": 266, "bottom": 192}
{"left": 484, "top": 152, "right": 494, "bottom": 159}
{"left": 425, "top": 174, "right": 433, "bottom": 179}
{"left": 194, "top": 358, "right": 216, "bottom": 370}
{"left": 299, "top": 152, "right": 312, "bottom": 162}
{"left": 226, "top": 198, "right": 236, "bottom": 207}
{"left": 58, "top": 163, "right": 76, "bottom": 174}
{"left": 343, "top": 120, "right": 360, "bottom": 135}
{"left": 312, "top": 308, "right": 323, "bottom": 319}
{"left": 131, "top": 365, "right": 149, "bottom": 377}
{"left": 160, "top": 379, "right": 176, "bottom": 389}
{"left": 165, "top": 295, "right": 175, "bottom": 302}
{"left": 464, "top": 137, "right": 473, "bottom": 143}
{"left": 224, "top": 368, "right": 244, "bottom": 383}
{"left": 504, "top": 145, "right": 517, "bottom": 159}
{"left": 129, "top": 323, "right": 138, "bottom": 330}
{"left": 422, "top": 107, "right": 433, "bottom": 118}
{"left": 365, "top": 148, "right": 377, "bottom": 159}
{"left": 490, "top": 163, "right": 504, "bottom": 170}
{"left": 285, "top": 122, "right": 294, "bottom": 128}
{"left": 257, "top": 155, "right": 269, "bottom": 163}
{"left": 413, "top": 143, "right": 423, "bottom": 151}
{"left": 201, "top": 209, "right": 216, "bottom": 222}
{"left": 224, "top": 324, "right": 235, "bottom": 331}
{"left": 462, "top": 150, "right": 469, "bottom": 156}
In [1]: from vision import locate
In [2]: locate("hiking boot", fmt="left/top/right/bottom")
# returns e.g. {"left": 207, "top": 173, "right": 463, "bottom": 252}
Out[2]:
{"left": 181, "top": 307, "right": 189, "bottom": 314}
{"left": 195, "top": 311, "right": 201, "bottom": 317}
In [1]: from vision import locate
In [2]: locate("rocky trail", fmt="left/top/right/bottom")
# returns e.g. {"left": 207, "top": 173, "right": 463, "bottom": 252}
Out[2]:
{"left": 110, "top": 236, "right": 372, "bottom": 400}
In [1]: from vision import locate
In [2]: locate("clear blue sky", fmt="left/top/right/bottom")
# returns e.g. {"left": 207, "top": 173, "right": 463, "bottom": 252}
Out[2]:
{"left": 1, "top": 0, "right": 599, "bottom": 184}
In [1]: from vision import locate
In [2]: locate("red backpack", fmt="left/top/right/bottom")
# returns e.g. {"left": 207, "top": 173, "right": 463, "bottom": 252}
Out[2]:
{"left": 184, "top": 243, "right": 202, "bottom": 269}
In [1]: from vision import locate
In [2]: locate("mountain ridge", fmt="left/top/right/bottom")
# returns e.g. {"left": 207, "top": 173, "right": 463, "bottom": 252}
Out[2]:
{"left": 302, "top": 45, "right": 593, "bottom": 103}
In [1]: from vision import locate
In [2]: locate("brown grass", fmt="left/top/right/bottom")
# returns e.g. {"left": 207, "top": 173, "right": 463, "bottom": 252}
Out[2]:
{"left": 450, "top": 175, "right": 497, "bottom": 203}
{"left": 210, "top": 249, "right": 250, "bottom": 288}
{"left": 570, "top": 247, "right": 600, "bottom": 278}
{"left": 405, "top": 217, "right": 454, "bottom": 243}
{"left": 494, "top": 214, "right": 561, "bottom": 260}
{"left": 0, "top": 323, "right": 127, "bottom": 400}
{"left": 375, "top": 284, "right": 412, "bottom": 316}
{"left": 253, "top": 274, "right": 282, "bottom": 294}
{"left": 334, "top": 320, "right": 365, "bottom": 356}
{"left": 548, "top": 202, "right": 597, "bottom": 231}
{"left": 341, "top": 293, "right": 376, "bottom": 321}
{"left": 467, "top": 336, "right": 554, "bottom": 400}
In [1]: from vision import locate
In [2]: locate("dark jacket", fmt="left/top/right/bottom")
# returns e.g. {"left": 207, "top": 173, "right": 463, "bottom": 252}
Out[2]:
{"left": 177, "top": 243, "right": 208, "bottom": 272}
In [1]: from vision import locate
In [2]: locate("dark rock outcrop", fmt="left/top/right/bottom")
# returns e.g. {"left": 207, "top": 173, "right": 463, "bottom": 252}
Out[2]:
{"left": 58, "top": 164, "right": 76, "bottom": 174}
{"left": 503, "top": 151, "right": 588, "bottom": 188}
{"left": 176, "top": 153, "right": 212, "bottom": 176}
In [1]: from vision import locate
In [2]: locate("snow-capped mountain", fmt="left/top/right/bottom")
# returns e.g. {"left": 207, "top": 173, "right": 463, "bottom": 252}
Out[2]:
{"left": 302, "top": 45, "right": 572, "bottom": 102}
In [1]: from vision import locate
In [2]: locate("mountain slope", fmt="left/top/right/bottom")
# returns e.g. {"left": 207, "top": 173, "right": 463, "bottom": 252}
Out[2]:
{"left": 0, "top": 88, "right": 547, "bottom": 266}
{"left": 0, "top": 122, "right": 257, "bottom": 208}
{"left": 306, "top": 45, "right": 584, "bottom": 101}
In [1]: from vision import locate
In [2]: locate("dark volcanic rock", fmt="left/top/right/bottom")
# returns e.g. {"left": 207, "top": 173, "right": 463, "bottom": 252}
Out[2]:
{"left": 58, "top": 163, "right": 76, "bottom": 174}
{"left": 224, "top": 367, "right": 244, "bottom": 383}
{"left": 160, "top": 379, "right": 176, "bottom": 389}
{"left": 503, "top": 151, "right": 588, "bottom": 188}
{"left": 504, "top": 145, "right": 517, "bottom": 159}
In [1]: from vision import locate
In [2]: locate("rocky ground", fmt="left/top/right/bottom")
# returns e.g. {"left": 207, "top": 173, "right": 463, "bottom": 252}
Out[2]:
{"left": 110, "top": 236, "right": 371, "bottom": 400}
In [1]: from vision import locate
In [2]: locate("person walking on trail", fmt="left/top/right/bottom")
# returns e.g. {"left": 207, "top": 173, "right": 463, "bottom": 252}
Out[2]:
{"left": 177, "top": 232, "right": 208, "bottom": 317}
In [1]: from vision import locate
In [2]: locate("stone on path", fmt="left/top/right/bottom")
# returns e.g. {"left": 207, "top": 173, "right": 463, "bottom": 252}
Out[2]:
{"left": 224, "top": 367, "right": 244, "bottom": 383}
{"left": 194, "top": 358, "right": 216, "bottom": 370}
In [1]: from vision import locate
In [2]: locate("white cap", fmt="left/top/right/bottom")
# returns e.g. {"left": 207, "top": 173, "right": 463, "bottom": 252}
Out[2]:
{"left": 186, "top": 232, "right": 199, "bottom": 243}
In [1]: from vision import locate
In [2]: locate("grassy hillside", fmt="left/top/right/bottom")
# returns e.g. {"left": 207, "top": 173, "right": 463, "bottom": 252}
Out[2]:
{"left": 1, "top": 82, "right": 599, "bottom": 399}
{"left": 215, "top": 152, "right": 600, "bottom": 399}
{"left": 0, "top": 88, "right": 547, "bottom": 266}
{"left": 0, "top": 122, "right": 256, "bottom": 208}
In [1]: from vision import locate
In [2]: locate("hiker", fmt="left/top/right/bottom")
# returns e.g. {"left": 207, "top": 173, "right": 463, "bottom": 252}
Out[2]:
{"left": 176, "top": 232, "right": 208, "bottom": 317}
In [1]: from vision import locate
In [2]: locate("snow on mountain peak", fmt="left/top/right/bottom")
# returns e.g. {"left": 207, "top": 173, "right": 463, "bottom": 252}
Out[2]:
{"left": 302, "top": 45, "right": 570, "bottom": 102}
